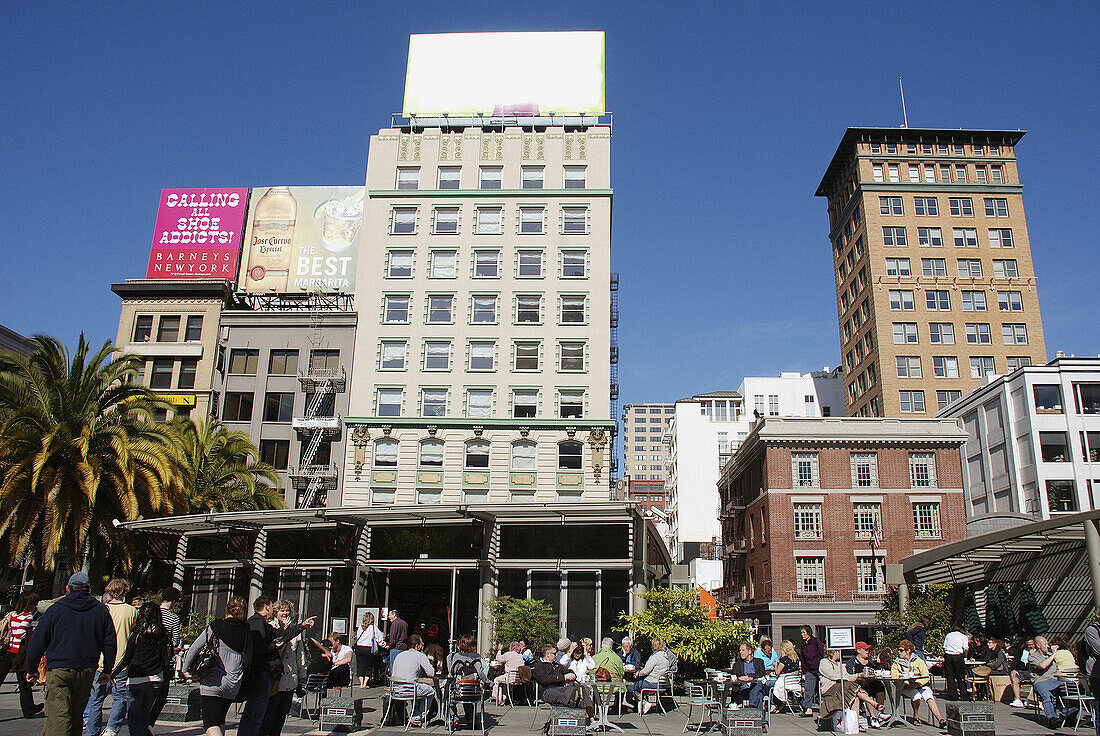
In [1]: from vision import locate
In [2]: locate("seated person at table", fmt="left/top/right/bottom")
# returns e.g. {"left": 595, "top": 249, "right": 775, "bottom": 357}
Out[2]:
{"left": 1029, "top": 635, "right": 1079, "bottom": 728}
{"left": 1050, "top": 636, "right": 1078, "bottom": 676}
{"left": 985, "top": 638, "right": 1010, "bottom": 674}
{"left": 627, "top": 637, "right": 673, "bottom": 713}
{"left": 846, "top": 642, "right": 887, "bottom": 726}
{"left": 556, "top": 637, "right": 575, "bottom": 665}
{"left": 730, "top": 642, "right": 769, "bottom": 728}
{"left": 447, "top": 634, "right": 489, "bottom": 728}
{"left": 518, "top": 638, "right": 534, "bottom": 665}
{"left": 391, "top": 635, "right": 437, "bottom": 727}
{"left": 532, "top": 644, "right": 594, "bottom": 718}
{"left": 771, "top": 640, "right": 803, "bottom": 709}
{"left": 891, "top": 639, "right": 945, "bottom": 728}
{"left": 1009, "top": 637, "right": 1035, "bottom": 707}
{"left": 618, "top": 636, "right": 642, "bottom": 671}
{"left": 568, "top": 638, "right": 596, "bottom": 682}
{"left": 311, "top": 632, "right": 353, "bottom": 688}
{"left": 493, "top": 642, "right": 526, "bottom": 704}
{"left": 821, "top": 648, "right": 885, "bottom": 723}
{"left": 754, "top": 638, "right": 780, "bottom": 682}
{"left": 592, "top": 638, "right": 626, "bottom": 688}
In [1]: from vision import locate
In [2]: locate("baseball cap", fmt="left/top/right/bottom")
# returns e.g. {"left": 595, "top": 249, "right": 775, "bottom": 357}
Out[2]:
{"left": 854, "top": 641, "right": 872, "bottom": 651}
{"left": 68, "top": 572, "right": 91, "bottom": 588}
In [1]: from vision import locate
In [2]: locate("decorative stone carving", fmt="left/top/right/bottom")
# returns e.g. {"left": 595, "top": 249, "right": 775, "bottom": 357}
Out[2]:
{"left": 351, "top": 426, "right": 371, "bottom": 480}
{"left": 588, "top": 429, "right": 608, "bottom": 481}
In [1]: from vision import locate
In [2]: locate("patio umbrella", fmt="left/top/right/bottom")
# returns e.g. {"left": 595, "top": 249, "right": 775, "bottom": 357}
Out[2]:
{"left": 984, "top": 585, "right": 1005, "bottom": 639}
{"left": 962, "top": 588, "right": 983, "bottom": 635}
{"left": 995, "top": 584, "right": 1018, "bottom": 638}
{"left": 1018, "top": 583, "right": 1049, "bottom": 637}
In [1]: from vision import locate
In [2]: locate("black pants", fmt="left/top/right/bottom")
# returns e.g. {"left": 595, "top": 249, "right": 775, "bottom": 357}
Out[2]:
{"left": 259, "top": 690, "right": 294, "bottom": 736}
{"left": 127, "top": 682, "right": 163, "bottom": 736}
{"left": 943, "top": 654, "right": 968, "bottom": 700}
{"left": 147, "top": 666, "right": 173, "bottom": 726}
{"left": 0, "top": 652, "right": 38, "bottom": 717}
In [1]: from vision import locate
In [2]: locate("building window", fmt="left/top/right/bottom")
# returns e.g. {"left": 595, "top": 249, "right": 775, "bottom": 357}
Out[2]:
{"left": 469, "top": 342, "right": 495, "bottom": 371}
{"left": 984, "top": 198, "right": 1009, "bottom": 217}
{"left": 914, "top": 197, "right": 938, "bottom": 216}
{"left": 966, "top": 323, "right": 992, "bottom": 344}
{"left": 471, "top": 295, "right": 498, "bottom": 324}
{"left": 1046, "top": 480, "right": 1078, "bottom": 513}
{"left": 1002, "top": 323, "right": 1028, "bottom": 345}
{"left": 263, "top": 392, "right": 294, "bottom": 422}
{"left": 889, "top": 290, "right": 914, "bottom": 311}
{"left": 991, "top": 166, "right": 1004, "bottom": 183}
{"left": 928, "top": 323, "right": 954, "bottom": 344}
{"left": 909, "top": 453, "right": 936, "bottom": 487}
{"left": 962, "top": 291, "right": 987, "bottom": 312}
{"left": 879, "top": 197, "right": 903, "bottom": 216}
{"left": 953, "top": 228, "right": 978, "bottom": 248}
{"left": 955, "top": 164, "right": 968, "bottom": 183}
{"left": 559, "top": 390, "right": 584, "bottom": 419}
{"left": 922, "top": 258, "right": 947, "bottom": 277}
{"left": 149, "top": 358, "right": 174, "bottom": 389}
{"left": 182, "top": 315, "right": 203, "bottom": 342}
{"left": 432, "top": 208, "right": 459, "bottom": 235}
{"left": 885, "top": 258, "right": 911, "bottom": 276}
{"left": 259, "top": 439, "right": 290, "bottom": 470}
{"left": 564, "top": 166, "right": 587, "bottom": 189}
{"left": 1084, "top": 432, "right": 1100, "bottom": 462}
{"left": 560, "top": 295, "right": 586, "bottom": 324}
{"left": 994, "top": 291, "right": 1022, "bottom": 313}
{"left": 896, "top": 356, "right": 922, "bottom": 378}
{"left": 1076, "top": 384, "right": 1100, "bottom": 414}
{"left": 268, "top": 349, "right": 299, "bottom": 376}
{"left": 514, "top": 341, "right": 540, "bottom": 371}
{"left": 518, "top": 250, "right": 543, "bottom": 277}
{"left": 893, "top": 323, "right": 918, "bottom": 344}
{"left": 933, "top": 356, "right": 959, "bottom": 378}
{"left": 391, "top": 207, "right": 417, "bottom": 234}
{"left": 521, "top": 166, "right": 544, "bottom": 189}
{"left": 1006, "top": 356, "right": 1032, "bottom": 371}
{"left": 465, "top": 439, "right": 490, "bottom": 468}
{"left": 899, "top": 390, "right": 926, "bottom": 413}
{"left": 562, "top": 206, "right": 588, "bottom": 235}
{"left": 559, "top": 341, "right": 585, "bottom": 372}
{"left": 511, "top": 441, "right": 537, "bottom": 470}
{"left": 795, "top": 556, "right": 825, "bottom": 594}
{"left": 373, "top": 438, "right": 398, "bottom": 467}
{"left": 970, "top": 356, "right": 996, "bottom": 378}
{"left": 176, "top": 358, "right": 197, "bottom": 389}
{"left": 793, "top": 502, "right": 822, "bottom": 539}
{"left": 479, "top": 166, "right": 502, "bottom": 189}
{"left": 475, "top": 207, "right": 502, "bottom": 235}
{"left": 421, "top": 389, "right": 447, "bottom": 417}
{"left": 853, "top": 501, "right": 881, "bottom": 537}
{"left": 380, "top": 341, "right": 406, "bottom": 371}
{"left": 466, "top": 389, "right": 493, "bottom": 418}
{"left": 993, "top": 259, "right": 1019, "bottom": 279}
{"left": 384, "top": 295, "right": 410, "bottom": 323}
{"left": 157, "top": 316, "right": 180, "bottom": 342}
{"left": 396, "top": 167, "right": 419, "bottom": 190}
{"left": 949, "top": 198, "right": 974, "bottom": 217}
{"left": 427, "top": 295, "right": 454, "bottom": 323}
{"left": 926, "top": 290, "right": 950, "bottom": 310}
{"left": 429, "top": 250, "right": 457, "bottom": 277}
{"left": 515, "top": 295, "right": 542, "bottom": 324}
{"left": 558, "top": 440, "right": 583, "bottom": 469}
{"left": 376, "top": 388, "right": 402, "bottom": 417}
{"left": 228, "top": 349, "right": 259, "bottom": 375}
{"left": 437, "top": 166, "right": 460, "bottom": 189}
{"left": 419, "top": 439, "right": 444, "bottom": 467}
{"left": 1040, "top": 432, "right": 1070, "bottom": 463}
{"left": 913, "top": 502, "right": 941, "bottom": 538}
{"left": 768, "top": 395, "right": 779, "bottom": 416}
{"left": 512, "top": 389, "right": 538, "bottom": 418}
{"left": 474, "top": 250, "right": 499, "bottom": 277}
{"left": 976, "top": 167, "right": 988, "bottom": 184}
{"left": 133, "top": 315, "right": 153, "bottom": 342}
{"left": 1033, "top": 384, "right": 1063, "bottom": 413}
{"left": 908, "top": 164, "right": 920, "bottom": 182}
{"left": 223, "top": 392, "right": 254, "bottom": 422}
{"left": 519, "top": 207, "right": 544, "bottom": 234}
{"left": 989, "top": 229, "right": 1014, "bottom": 248}
{"left": 887, "top": 163, "right": 899, "bottom": 182}
{"left": 791, "top": 453, "right": 819, "bottom": 488}
{"left": 849, "top": 453, "right": 878, "bottom": 488}
{"left": 958, "top": 259, "right": 983, "bottom": 279}
{"left": 882, "top": 227, "right": 907, "bottom": 247}
{"left": 936, "top": 390, "right": 962, "bottom": 409}
{"left": 856, "top": 556, "right": 884, "bottom": 594}
{"left": 561, "top": 250, "right": 587, "bottom": 278}
{"left": 424, "top": 341, "right": 451, "bottom": 371}
{"left": 386, "top": 251, "right": 413, "bottom": 278}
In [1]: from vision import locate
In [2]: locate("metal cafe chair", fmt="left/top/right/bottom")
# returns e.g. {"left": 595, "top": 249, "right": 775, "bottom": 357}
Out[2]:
{"left": 682, "top": 681, "right": 721, "bottom": 734}
{"left": 380, "top": 680, "right": 428, "bottom": 732}
{"left": 450, "top": 679, "right": 488, "bottom": 736}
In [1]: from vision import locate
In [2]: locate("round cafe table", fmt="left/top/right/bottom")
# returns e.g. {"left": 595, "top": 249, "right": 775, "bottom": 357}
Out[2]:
{"left": 877, "top": 675, "right": 916, "bottom": 729}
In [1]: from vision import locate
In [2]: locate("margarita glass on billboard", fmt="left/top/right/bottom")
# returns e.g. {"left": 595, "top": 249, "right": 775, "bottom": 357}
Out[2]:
{"left": 315, "top": 188, "right": 364, "bottom": 252}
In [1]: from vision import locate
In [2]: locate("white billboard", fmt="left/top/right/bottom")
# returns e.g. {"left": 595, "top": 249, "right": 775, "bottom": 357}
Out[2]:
{"left": 402, "top": 31, "right": 605, "bottom": 117}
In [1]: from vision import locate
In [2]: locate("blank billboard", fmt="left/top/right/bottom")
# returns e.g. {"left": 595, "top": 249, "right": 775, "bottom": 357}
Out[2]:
{"left": 402, "top": 31, "right": 605, "bottom": 117}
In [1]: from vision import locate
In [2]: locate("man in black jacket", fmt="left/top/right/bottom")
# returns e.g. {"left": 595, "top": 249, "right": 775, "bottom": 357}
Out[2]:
{"left": 729, "top": 642, "right": 768, "bottom": 731}
{"left": 238, "top": 596, "right": 314, "bottom": 736}
{"left": 24, "top": 573, "right": 116, "bottom": 736}
{"left": 531, "top": 644, "right": 593, "bottom": 717}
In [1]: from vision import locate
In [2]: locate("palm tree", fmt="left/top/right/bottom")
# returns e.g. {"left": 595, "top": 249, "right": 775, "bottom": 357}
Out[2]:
{"left": 176, "top": 418, "right": 285, "bottom": 513}
{"left": 0, "top": 335, "right": 186, "bottom": 588}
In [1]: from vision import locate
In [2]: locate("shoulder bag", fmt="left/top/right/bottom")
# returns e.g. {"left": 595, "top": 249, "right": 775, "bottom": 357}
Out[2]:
{"left": 189, "top": 627, "right": 221, "bottom": 680}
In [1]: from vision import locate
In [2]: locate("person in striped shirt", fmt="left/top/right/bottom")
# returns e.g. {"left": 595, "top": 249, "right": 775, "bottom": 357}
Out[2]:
{"left": 148, "top": 587, "right": 182, "bottom": 730}
{"left": 0, "top": 593, "right": 42, "bottom": 718}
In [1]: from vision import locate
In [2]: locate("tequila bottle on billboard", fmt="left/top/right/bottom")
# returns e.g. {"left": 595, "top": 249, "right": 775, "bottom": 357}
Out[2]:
{"left": 246, "top": 187, "right": 297, "bottom": 291}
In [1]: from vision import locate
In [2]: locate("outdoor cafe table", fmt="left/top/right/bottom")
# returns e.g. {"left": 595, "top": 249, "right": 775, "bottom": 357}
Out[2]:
{"left": 871, "top": 674, "right": 915, "bottom": 730}
{"left": 591, "top": 681, "right": 626, "bottom": 733}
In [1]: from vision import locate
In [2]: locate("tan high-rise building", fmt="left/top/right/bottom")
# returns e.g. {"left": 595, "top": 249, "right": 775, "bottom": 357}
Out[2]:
{"left": 816, "top": 129, "right": 1048, "bottom": 417}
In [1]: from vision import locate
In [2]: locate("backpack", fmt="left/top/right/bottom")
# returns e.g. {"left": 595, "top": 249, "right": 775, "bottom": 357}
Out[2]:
{"left": 451, "top": 655, "right": 481, "bottom": 682}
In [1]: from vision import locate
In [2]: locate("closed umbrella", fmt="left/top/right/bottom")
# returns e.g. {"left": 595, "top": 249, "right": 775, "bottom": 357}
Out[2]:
{"left": 962, "top": 588, "right": 983, "bottom": 635}
{"left": 984, "top": 586, "right": 1003, "bottom": 639}
{"left": 995, "top": 584, "right": 1018, "bottom": 638}
{"left": 1018, "top": 583, "right": 1049, "bottom": 637}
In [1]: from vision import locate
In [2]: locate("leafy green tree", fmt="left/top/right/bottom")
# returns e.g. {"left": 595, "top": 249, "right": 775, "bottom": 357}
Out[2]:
{"left": 0, "top": 335, "right": 186, "bottom": 590}
{"left": 877, "top": 583, "right": 954, "bottom": 654}
{"left": 618, "top": 587, "right": 752, "bottom": 672}
{"left": 488, "top": 596, "right": 558, "bottom": 652}
{"left": 174, "top": 418, "right": 284, "bottom": 513}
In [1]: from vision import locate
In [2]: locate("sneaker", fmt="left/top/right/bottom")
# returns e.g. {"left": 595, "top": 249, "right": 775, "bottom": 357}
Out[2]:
{"left": 409, "top": 716, "right": 424, "bottom": 728}
{"left": 103, "top": 729, "right": 119, "bottom": 736}
{"left": 641, "top": 701, "right": 653, "bottom": 715}
{"left": 1009, "top": 699, "right": 1026, "bottom": 708}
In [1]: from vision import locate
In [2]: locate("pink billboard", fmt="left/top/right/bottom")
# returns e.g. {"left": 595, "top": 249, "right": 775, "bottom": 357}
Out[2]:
{"left": 146, "top": 188, "right": 249, "bottom": 280}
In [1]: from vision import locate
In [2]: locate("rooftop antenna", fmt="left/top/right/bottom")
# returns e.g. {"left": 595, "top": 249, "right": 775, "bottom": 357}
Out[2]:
{"left": 899, "top": 77, "right": 909, "bottom": 128}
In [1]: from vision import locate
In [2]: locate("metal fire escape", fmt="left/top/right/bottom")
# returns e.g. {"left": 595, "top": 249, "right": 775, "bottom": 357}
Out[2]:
{"left": 609, "top": 273, "right": 620, "bottom": 481}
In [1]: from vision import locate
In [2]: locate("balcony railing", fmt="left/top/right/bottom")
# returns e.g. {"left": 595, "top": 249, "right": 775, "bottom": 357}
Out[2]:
{"left": 789, "top": 590, "right": 836, "bottom": 602}
{"left": 288, "top": 465, "right": 339, "bottom": 490}
{"left": 292, "top": 415, "right": 342, "bottom": 434}
{"left": 297, "top": 366, "right": 347, "bottom": 392}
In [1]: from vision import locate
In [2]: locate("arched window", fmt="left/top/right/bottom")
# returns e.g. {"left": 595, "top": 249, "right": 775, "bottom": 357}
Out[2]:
{"left": 373, "top": 438, "right": 399, "bottom": 467}
{"left": 419, "top": 439, "right": 444, "bottom": 467}
{"left": 511, "top": 441, "right": 537, "bottom": 471}
{"left": 558, "top": 441, "right": 583, "bottom": 471}
{"left": 465, "top": 440, "right": 490, "bottom": 469}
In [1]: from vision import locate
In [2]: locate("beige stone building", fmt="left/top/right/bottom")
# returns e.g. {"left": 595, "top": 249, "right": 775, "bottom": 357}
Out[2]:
{"left": 816, "top": 129, "right": 1047, "bottom": 417}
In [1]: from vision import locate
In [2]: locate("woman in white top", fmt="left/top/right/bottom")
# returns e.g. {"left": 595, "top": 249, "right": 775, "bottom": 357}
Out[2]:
{"left": 319, "top": 633, "right": 353, "bottom": 689}
{"left": 568, "top": 637, "right": 596, "bottom": 683}
{"left": 354, "top": 612, "right": 385, "bottom": 688}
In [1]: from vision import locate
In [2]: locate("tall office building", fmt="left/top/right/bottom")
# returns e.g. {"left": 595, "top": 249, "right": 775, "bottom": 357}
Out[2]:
{"left": 816, "top": 129, "right": 1048, "bottom": 418}
{"left": 621, "top": 402, "right": 673, "bottom": 511}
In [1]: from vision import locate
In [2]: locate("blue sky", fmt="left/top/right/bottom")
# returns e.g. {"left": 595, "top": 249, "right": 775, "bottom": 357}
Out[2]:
{"left": 2, "top": 1, "right": 1097, "bottom": 409}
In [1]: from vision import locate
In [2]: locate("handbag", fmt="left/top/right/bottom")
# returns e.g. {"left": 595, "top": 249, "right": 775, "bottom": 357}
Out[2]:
{"left": 189, "top": 627, "right": 221, "bottom": 680}
{"left": 0, "top": 613, "right": 10, "bottom": 651}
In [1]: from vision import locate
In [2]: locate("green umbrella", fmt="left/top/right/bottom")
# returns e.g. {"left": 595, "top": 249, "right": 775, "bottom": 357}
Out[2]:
{"left": 984, "top": 585, "right": 1004, "bottom": 638}
{"left": 995, "top": 585, "right": 1018, "bottom": 638}
{"left": 962, "top": 588, "right": 984, "bottom": 635}
{"left": 1018, "top": 583, "right": 1049, "bottom": 637}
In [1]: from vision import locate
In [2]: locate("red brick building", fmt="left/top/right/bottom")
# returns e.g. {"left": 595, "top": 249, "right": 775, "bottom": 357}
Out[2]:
{"left": 628, "top": 479, "right": 668, "bottom": 512}
{"left": 718, "top": 417, "right": 967, "bottom": 644}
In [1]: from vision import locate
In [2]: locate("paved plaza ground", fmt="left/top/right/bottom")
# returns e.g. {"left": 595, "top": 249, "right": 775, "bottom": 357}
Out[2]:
{"left": 0, "top": 682, "right": 1088, "bottom": 736}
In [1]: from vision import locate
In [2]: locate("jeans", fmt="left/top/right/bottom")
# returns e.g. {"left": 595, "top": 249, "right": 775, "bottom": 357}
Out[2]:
{"left": 83, "top": 670, "right": 130, "bottom": 736}
{"left": 44, "top": 668, "right": 96, "bottom": 736}
{"left": 127, "top": 682, "right": 163, "bottom": 736}
{"left": 0, "top": 652, "right": 39, "bottom": 716}
{"left": 1034, "top": 678, "right": 1077, "bottom": 723}
{"left": 738, "top": 681, "right": 768, "bottom": 725}
{"left": 627, "top": 679, "right": 658, "bottom": 696}
{"left": 804, "top": 670, "right": 819, "bottom": 709}
{"left": 147, "top": 667, "right": 173, "bottom": 726}
{"left": 238, "top": 672, "right": 273, "bottom": 736}
{"left": 410, "top": 683, "right": 434, "bottom": 720}
{"left": 259, "top": 690, "right": 294, "bottom": 736}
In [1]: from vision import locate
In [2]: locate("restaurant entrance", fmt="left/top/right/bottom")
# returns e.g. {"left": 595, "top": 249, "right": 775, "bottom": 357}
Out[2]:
{"left": 358, "top": 567, "right": 480, "bottom": 651}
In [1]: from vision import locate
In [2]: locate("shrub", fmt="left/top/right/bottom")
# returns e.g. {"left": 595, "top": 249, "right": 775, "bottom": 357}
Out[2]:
{"left": 488, "top": 596, "right": 558, "bottom": 652}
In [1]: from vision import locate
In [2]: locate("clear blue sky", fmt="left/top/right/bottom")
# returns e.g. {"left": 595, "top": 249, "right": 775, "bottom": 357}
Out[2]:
{"left": 2, "top": 1, "right": 1097, "bottom": 408}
